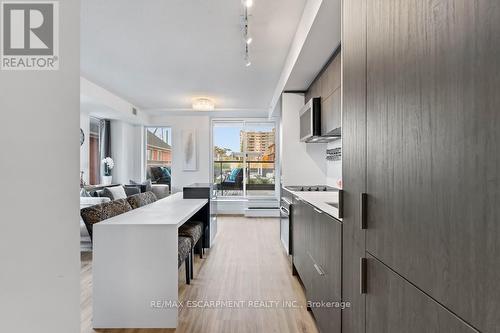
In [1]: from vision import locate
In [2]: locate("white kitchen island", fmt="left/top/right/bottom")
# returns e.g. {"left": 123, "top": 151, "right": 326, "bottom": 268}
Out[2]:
{"left": 92, "top": 192, "right": 208, "bottom": 329}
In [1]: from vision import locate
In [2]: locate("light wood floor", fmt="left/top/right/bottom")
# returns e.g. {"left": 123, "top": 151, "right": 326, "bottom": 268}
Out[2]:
{"left": 81, "top": 216, "right": 318, "bottom": 333}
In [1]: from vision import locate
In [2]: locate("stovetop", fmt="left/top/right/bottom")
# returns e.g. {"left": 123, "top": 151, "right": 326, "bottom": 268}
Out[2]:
{"left": 285, "top": 185, "right": 338, "bottom": 192}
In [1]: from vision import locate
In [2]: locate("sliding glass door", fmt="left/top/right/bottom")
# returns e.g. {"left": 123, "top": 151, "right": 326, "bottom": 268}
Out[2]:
{"left": 212, "top": 120, "right": 276, "bottom": 198}
{"left": 213, "top": 121, "right": 245, "bottom": 197}
{"left": 244, "top": 122, "right": 276, "bottom": 197}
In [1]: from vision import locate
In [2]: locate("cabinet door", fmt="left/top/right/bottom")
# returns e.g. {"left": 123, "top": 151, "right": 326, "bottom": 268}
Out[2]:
{"left": 301, "top": 202, "right": 314, "bottom": 291}
{"left": 310, "top": 210, "right": 342, "bottom": 333}
{"left": 366, "top": 255, "right": 477, "bottom": 333}
{"left": 366, "top": 0, "right": 500, "bottom": 331}
{"left": 291, "top": 199, "right": 305, "bottom": 276}
{"left": 320, "top": 93, "right": 334, "bottom": 135}
{"left": 342, "top": 0, "right": 367, "bottom": 332}
{"left": 292, "top": 199, "right": 313, "bottom": 290}
{"left": 331, "top": 87, "right": 341, "bottom": 130}
{"left": 321, "top": 87, "right": 341, "bottom": 135}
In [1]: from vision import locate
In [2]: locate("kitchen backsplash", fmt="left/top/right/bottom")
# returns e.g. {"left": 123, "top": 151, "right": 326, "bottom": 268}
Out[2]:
{"left": 326, "top": 139, "right": 342, "bottom": 188}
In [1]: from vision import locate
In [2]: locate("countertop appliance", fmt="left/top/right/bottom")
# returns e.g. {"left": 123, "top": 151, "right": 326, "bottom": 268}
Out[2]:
{"left": 285, "top": 185, "right": 339, "bottom": 192}
{"left": 280, "top": 188, "right": 293, "bottom": 255}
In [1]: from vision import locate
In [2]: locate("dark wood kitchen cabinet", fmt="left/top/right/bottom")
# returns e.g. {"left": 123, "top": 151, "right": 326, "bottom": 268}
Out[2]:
{"left": 292, "top": 195, "right": 341, "bottom": 333}
{"left": 364, "top": 0, "right": 500, "bottom": 331}
{"left": 341, "top": 0, "right": 367, "bottom": 331}
{"left": 291, "top": 197, "right": 309, "bottom": 287}
{"left": 365, "top": 255, "right": 477, "bottom": 333}
{"left": 308, "top": 207, "right": 341, "bottom": 333}
{"left": 342, "top": 0, "right": 500, "bottom": 332}
{"left": 305, "top": 49, "right": 342, "bottom": 135}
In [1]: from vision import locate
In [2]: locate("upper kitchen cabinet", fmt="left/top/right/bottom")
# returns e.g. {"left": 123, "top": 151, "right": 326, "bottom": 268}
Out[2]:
{"left": 365, "top": 0, "right": 500, "bottom": 332}
{"left": 305, "top": 48, "right": 342, "bottom": 139}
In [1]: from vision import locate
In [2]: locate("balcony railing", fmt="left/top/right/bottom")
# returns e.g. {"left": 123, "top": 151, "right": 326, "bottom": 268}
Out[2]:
{"left": 213, "top": 160, "right": 275, "bottom": 196}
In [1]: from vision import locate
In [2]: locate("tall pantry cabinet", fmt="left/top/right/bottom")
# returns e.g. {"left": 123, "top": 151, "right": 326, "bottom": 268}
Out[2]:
{"left": 342, "top": 0, "right": 500, "bottom": 332}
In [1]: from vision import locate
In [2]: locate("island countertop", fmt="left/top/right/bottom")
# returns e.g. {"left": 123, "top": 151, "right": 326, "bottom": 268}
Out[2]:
{"left": 97, "top": 192, "right": 207, "bottom": 226}
{"left": 92, "top": 192, "right": 208, "bottom": 329}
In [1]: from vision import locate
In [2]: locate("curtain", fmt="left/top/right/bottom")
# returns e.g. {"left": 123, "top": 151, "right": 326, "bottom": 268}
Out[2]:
{"left": 99, "top": 119, "right": 111, "bottom": 176}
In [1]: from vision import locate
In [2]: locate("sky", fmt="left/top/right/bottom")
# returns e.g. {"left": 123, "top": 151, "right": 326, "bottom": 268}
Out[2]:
{"left": 214, "top": 127, "right": 242, "bottom": 152}
{"left": 214, "top": 124, "right": 275, "bottom": 153}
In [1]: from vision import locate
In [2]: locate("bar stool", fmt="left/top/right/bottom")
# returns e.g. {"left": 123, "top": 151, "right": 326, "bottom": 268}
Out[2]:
{"left": 178, "top": 236, "right": 192, "bottom": 285}
{"left": 179, "top": 221, "right": 204, "bottom": 278}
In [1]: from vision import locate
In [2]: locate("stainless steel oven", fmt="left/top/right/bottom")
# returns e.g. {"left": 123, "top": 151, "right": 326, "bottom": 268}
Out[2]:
{"left": 280, "top": 195, "right": 292, "bottom": 255}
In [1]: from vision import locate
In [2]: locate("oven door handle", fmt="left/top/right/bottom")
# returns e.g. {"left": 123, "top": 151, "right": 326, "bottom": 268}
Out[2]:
{"left": 280, "top": 206, "right": 290, "bottom": 216}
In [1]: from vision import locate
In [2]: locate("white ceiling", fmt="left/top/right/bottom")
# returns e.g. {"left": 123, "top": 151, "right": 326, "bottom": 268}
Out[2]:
{"left": 284, "top": 0, "right": 341, "bottom": 91}
{"left": 81, "top": 0, "right": 307, "bottom": 113}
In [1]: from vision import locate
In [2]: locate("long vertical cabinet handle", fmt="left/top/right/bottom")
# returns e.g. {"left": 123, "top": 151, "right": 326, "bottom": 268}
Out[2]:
{"left": 360, "top": 257, "right": 367, "bottom": 294}
{"left": 338, "top": 190, "right": 344, "bottom": 218}
{"left": 360, "top": 193, "right": 367, "bottom": 229}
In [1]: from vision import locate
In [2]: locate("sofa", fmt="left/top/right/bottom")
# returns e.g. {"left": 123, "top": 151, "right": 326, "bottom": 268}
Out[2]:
{"left": 88, "top": 183, "right": 170, "bottom": 200}
{"left": 80, "top": 191, "right": 203, "bottom": 284}
{"left": 81, "top": 185, "right": 148, "bottom": 251}
{"left": 87, "top": 184, "right": 140, "bottom": 199}
{"left": 80, "top": 197, "right": 110, "bottom": 251}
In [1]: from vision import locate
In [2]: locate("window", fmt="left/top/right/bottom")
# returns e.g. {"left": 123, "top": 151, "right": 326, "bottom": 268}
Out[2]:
{"left": 145, "top": 127, "right": 172, "bottom": 187}
{"left": 88, "top": 117, "right": 101, "bottom": 185}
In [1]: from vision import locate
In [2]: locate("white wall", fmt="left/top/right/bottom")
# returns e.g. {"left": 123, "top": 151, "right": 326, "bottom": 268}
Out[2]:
{"left": 110, "top": 120, "right": 145, "bottom": 184}
{"left": 269, "top": 0, "right": 324, "bottom": 116}
{"left": 81, "top": 77, "right": 147, "bottom": 185}
{"left": 0, "top": 0, "right": 80, "bottom": 331}
{"left": 81, "top": 77, "right": 147, "bottom": 124}
{"left": 149, "top": 115, "right": 211, "bottom": 192}
{"left": 281, "top": 93, "right": 327, "bottom": 186}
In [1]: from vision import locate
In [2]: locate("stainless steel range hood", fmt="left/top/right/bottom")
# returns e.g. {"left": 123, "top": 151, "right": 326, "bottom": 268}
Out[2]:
{"left": 300, "top": 96, "right": 341, "bottom": 143}
{"left": 308, "top": 127, "right": 341, "bottom": 143}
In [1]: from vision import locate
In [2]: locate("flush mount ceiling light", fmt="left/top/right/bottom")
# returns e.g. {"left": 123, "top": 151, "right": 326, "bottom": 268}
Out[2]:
{"left": 192, "top": 98, "right": 215, "bottom": 111}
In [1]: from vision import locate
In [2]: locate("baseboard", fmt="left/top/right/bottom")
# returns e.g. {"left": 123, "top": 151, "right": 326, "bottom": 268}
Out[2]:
{"left": 244, "top": 208, "right": 280, "bottom": 217}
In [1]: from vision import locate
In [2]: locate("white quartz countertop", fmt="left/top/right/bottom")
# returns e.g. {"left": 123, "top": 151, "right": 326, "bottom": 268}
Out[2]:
{"left": 96, "top": 192, "right": 207, "bottom": 227}
{"left": 284, "top": 189, "right": 342, "bottom": 222}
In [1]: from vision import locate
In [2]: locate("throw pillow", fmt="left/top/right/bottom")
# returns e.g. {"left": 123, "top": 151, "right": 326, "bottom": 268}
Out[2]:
{"left": 80, "top": 188, "right": 91, "bottom": 197}
{"left": 102, "top": 186, "right": 127, "bottom": 200}
{"left": 160, "top": 167, "right": 171, "bottom": 178}
{"left": 228, "top": 168, "right": 240, "bottom": 182}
